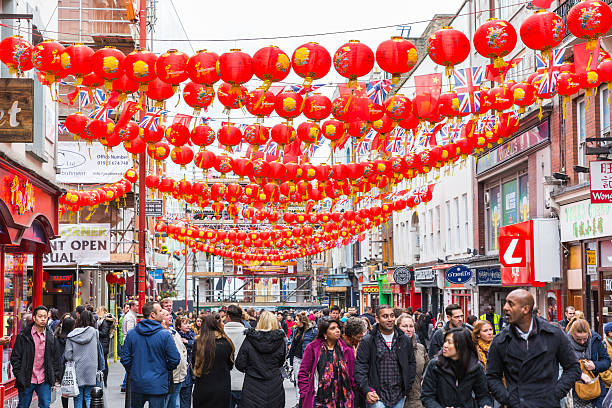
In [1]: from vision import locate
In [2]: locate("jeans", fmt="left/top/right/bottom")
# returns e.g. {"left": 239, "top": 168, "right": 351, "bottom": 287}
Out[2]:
{"left": 122, "top": 372, "right": 127, "bottom": 388}
{"left": 179, "top": 383, "right": 192, "bottom": 408}
{"left": 75, "top": 385, "right": 93, "bottom": 408}
{"left": 368, "top": 398, "right": 406, "bottom": 408}
{"left": 230, "top": 390, "right": 241, "bottom": 408}
{"left": 165, "top": 381, "right": 182, "bottom": 408}
{"left": 131, "top": 392, "right": 168, "bottom": 408}
{"left": 292, "top": 357, "right": 302, "bottom": 404}
{"left": 17, "top": 382, "right": 52, "bottom": 408}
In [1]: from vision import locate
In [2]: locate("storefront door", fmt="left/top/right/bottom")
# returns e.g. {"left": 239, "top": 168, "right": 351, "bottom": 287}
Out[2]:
{"left": 452, "top": 291, "right": 472, "bottom": 318}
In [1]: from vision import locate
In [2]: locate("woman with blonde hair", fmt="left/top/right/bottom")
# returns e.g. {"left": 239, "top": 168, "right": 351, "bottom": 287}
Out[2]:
{"left": 566, "top": 318, "right": 610, "bottom": 407}
{"left": 396, "top": 313, "right": 428, "bottom": 408}
{"left": 236, "top": 310, "right": 287, "bottom": 408}
{"left": 192, "top": 314, "right": 235, "bottom": 407}
{"left": 472, "top": 320, "right": 494, "bottom": 368}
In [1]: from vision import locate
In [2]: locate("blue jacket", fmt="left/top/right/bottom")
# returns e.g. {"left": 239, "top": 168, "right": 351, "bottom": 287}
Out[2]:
{"left": 583, "top": 331, "right": 611, "bottom": 408}
{"left": 120, "top": 319, "right": 180, "bottom": 395}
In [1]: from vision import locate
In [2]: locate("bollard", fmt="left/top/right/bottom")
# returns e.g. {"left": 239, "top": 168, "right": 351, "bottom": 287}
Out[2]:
{"left": 90, "top": 386, "right": 104, "bottom": 408}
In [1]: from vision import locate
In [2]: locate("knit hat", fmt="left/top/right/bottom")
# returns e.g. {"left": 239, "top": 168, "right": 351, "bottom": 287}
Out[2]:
{"left": 604, "top": 322, "right": 612, "bottom": 334}
{"left": 308, "top": 314, "right": 316, "bottom": 321}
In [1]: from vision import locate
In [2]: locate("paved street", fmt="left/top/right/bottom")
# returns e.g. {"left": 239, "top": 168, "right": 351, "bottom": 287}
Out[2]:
{"left": 51, "top": 360, "right": 299, "bottom": 408}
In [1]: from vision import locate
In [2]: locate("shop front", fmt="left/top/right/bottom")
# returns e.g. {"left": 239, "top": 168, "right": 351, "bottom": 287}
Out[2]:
{"left": 414, "top": 267, "right": 440, "bottom": 316}
{"left": 376, "top": 272, "right": 392, "bottom": 306}
{"left": 440, "top": 265, "right": 475, "bottom": 319}
{"left": 0, "top": 157, "right": 61, "bottom": 405}
{"left": 360, "top": 285, "right": 379, "bottom": 312}
{"left": 388, "top": 266, "right": 420, "bottom": 310}
{"left": 558, "top": 196, "right": 612, "bottom": 332}
{"left": 325, "top": 274, "right": 352, "bottom": 308}
{"left": 473, "top": 265, "right": 512, "bottom": 317}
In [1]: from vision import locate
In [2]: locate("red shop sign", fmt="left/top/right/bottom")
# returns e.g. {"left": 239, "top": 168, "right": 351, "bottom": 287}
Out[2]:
{"left": 499, "top": 220, "right": 543, "bottom": 286}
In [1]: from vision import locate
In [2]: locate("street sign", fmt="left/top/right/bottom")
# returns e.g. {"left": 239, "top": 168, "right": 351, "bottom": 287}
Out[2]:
{"left": 445, "top": 265, "right": 472, "bottom": 284}
{"left": 135, "top": 196, "right": 163, "bottom": 217}
{"left": 393, "top": 267, "right": 411, "bottom": 285}
{"left": 586, "top": 249, "right": 597, "bottom": 276}
{"left": 499, "top": 236, "right": 527, "bottom": 267}
{"left": 589, "top": 160, "right": 612, "bottom": 203}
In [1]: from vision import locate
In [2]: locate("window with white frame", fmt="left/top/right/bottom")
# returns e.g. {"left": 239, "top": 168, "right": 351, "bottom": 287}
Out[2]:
{"left": 445, "top": 201, "right": 452, "bottom": 256}
{"left": 462, "top": 194, "right": 469, "bottom": 251}
{"left": 601, "top": 85, "right": 610, "bottom": 137}
{"left": 577, "top": 99, "right": 587, "bottom": 182}
{"left": 435, "top": 206, "right": 441, "bottom": 258}
{"left": 428, "top": 209, "right": 434, "bottom": 258}
{"left": 453, "top": 197, "right": 460, "bottom": 254}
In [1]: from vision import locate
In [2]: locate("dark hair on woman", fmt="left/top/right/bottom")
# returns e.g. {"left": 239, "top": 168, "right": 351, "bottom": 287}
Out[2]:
{"left": 75, "top": 310, "right": 95, "bottom": 328}
{"left": 193, "top": 315, "right": 235, "bottom": 377}
{"left": 56, "top": 317, "right": 75, "bottom": 339}
{"left": 49, "top": 308, "right": 60, "bottom": 321}
{"left": 438, "top": 328, "right": 478, "bottom": 378}
{"left": 316, "top": 319, "right": 341, "bottom": 340}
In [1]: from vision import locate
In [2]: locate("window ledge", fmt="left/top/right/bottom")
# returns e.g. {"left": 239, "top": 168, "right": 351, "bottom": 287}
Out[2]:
{"left": 25, "top": 145, "right": 48, "bottom": 163}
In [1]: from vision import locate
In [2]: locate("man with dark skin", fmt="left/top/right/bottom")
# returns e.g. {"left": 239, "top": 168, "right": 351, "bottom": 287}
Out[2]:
{"left": 486, "top": 289, "right": 581, "bottom": 408}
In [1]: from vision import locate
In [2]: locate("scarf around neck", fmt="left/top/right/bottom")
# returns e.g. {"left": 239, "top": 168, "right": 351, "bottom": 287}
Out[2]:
{"left": 567, "top": 332, "right": 592, "bottom": 360}
{"left": 477, "top": 339, "right": 491, "bottom": 366}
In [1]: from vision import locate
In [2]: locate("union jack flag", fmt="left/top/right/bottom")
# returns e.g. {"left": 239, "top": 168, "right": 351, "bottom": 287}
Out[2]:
{"left": 265, "top": 140, "right": 279, "bottom": 156}
{"left": 536, "top": 48, "right": 565, "bottom": 95}
{"left": 58, "top": 122, "right": 68, "bottom": 134}
{"left": 411, "top": 185, "right": 430, "bottom": 205}
{"left": 448, "top": 122, "right": 464, "bottom": 143}
{"left": 200, "top": 117, "right": 212, "bottom": 125}
{"left": 366, "top": 79, "right": 392, "bottom": 105}
{"left": 93, "top": 89, "right": 107, "bottom": 108}
{"left": 477, "top": 115, "right": 497, "bottom": 133}
{"left": 89, "top": 104, "right": 109, "bottom": 121}
{"left": 436, "top": 125, "right": 450, "bottom": 146}
{"left": 453, "top": 66, "right": 485, "bottom": 113}
{"left": 387, "top": 128, "right": 405, "bottom": 153}
{"left": 289, "top": 84, "right": 324, "bottom": 95}
{"left": 357, "top": 129, "right": 375, "bottom": 155}
{"left": 403, "top": 129, "right": 415, "bottom": 155}
{"left": 139, "top": 108, "right": 168, "bottom": 131}
{"left": 305, "top": 135, "right": 326, "bottom": 157}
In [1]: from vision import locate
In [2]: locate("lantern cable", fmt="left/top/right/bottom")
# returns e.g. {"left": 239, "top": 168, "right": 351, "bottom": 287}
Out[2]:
{"left": 1, "top": 0, "right": 529, "bottom": 43}
{"left": 168, "top": 0, "right": 196, "bottom": 54}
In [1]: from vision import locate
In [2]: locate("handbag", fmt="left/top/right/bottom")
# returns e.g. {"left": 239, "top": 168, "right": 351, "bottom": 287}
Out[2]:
{"left": 574, "top": 359, "right": 601, "bottom": 401}
{"left": 60, "top": 361, "right": 79, "bottom": 398}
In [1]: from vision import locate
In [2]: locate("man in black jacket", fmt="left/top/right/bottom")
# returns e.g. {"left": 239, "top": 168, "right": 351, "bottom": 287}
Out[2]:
{"left": 428, "top": 303, "right": 465, "bottom": 358}
{"left": 486, "top": 289, "right": 581, "bottom": 408}
{"left": 355, "top": 304, "right": 416, "bottom": 408}
{"left": 10, "top": 305, "right": 60, "bottom": 408}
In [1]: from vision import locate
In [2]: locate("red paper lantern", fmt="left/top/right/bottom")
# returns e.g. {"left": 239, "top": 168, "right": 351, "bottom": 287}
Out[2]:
{"left": 275, "top": 91, "right": 303, "bottom": 121}
{"left": 214, "top": 155, "right": 234, "bottom": 174}
{"left": 60, "top": 44, "right": 94, "bottom": 85}
{"left": 155, "top": 49, "right": 189, "bottom": 87}
{"left": 218, "top": 49, "right": 253, "bottom": 86}
{"left": 567, "top": 0, "right": 612, "bottom": 45}
{"left": 333, "top": 40, "right": 375, "bottom": 86}
{"left": 557, "top": 72, "right": 582, "bottom": 97}
{"left": 112, "top": 74, "right": 139, "bottom": 101}
{"left": 291, "top": 42, "right": 331, "bottom": 85}
{"left": 297, "top": 121, "right": 321, "bottom": 145}
{"left": 183, "top": 81, "right": 214, "bottom": 114}
{"left": 375, "top": 36, "right": 418, "bottom": 84}
{"left": 322, "top": 119, "right": 345, "bottom": 142}
{"left": 438, "top": 91, "right": 463, "bottom": 118}
{"left": 194, "top": 150, "right": 217, "bottom": 170}
{"left": 473, "top": 18, "right": 517, "bottom": 65}
{"left": 488, "top": 86, "right": 514, "bottom": 111}
{"left": 124, "top": 168, "right": 138, "bottom": 183}
{"left": 123, "top": 135, "right": 147, "bottom": 155}
{"left": 598, "top": 58, "right": 612, "bottom": 83}
{"left": 348, "top": 120, "right": 371, "bottom": 139}
{"left": 115, "top": 120, "right": 140, "bottom": 141}
{"left": 398, "top": 113, "right": 419, "bottom": 131}
{"left": 92, "top": 46, "right": 125, "bottom": 88}
{"left": 371, "top": 114, "right": 395, "bottom": 134}
{"left": 82, "top": 119, "right": 113, "bottom": 142}
{"left": 32, "top": 40, "right": 65, "bottom": 83}
{"left": 511, "top": 82, "right": 536, "bottom": 109}
{"left": 217, "top": 124, "right": 243, "bottom": 149}
{"left": 141, "top": 125, "right": 165, "bottom": 144}
{"left": 81, "top": 72, "right": 104, "bottom": 88}
{"left": 384, "top": 94, "right": 413, "bottom": 121}
{"left": 147, "top": 141, "right": 171, "bottom": 161}
{"left": 186, "top": 50, "right": 220, "bottom": 85}
{"left": 270, "top": 123, "right": 296, "bottom": 146}
{"left": 246, "top": 89, "right": 276, "bottom": 118}
{"left": 170, "top": 146, "right": 194, "bottom": 167}
{"left": 303, "top": 94, "right": 332, "bottom": 122}
{"left": 191, "top": 124, "right": 216, "bottom": 148}
{"left": 427, "top": 27, "right": 470, "bottom": 76}
{"left": 146, "top": 77, "right": 175, "bottom": 105}
{"left": 123, "top": 49, "right": 157, "bottom": 87}
{"left": 252, "top": 46, "right": 291, "bottom": 89}
{"left": 217, "top": 82, "right": 249, "bottom": 110}
{"left": 520, "top": 11, "right": 566, "bottom": 53}
{"left": 0, "top": 36, "right": 33, "bottom": 75}
{"left": 165, "top": 123, "right": 191, "bottom": 147}
{"left": 244, "top": 123, "right": 270, "bottom": 148}
{"left": 65, "top": 112, "right": 90, "bottom": 135}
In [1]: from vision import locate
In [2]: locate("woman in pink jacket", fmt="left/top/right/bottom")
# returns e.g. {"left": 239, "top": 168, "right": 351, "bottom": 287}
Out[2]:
{"left": 298, "top": 319, "right": 357, "bottom": 408}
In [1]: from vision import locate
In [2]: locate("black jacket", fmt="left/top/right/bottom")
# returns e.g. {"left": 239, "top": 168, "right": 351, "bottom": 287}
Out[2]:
{"left": 421, "top": 356, "right": 492, "bottom": 408}
{"left": 354, "top": 324, "right": 416, "bottom": 398}
{"left": 428, "top": 322, "right": 467, "bottom": 359}
{"left": 10, "top": 324, "right": 61, "bottom": 391}
{"left": 98, "top": 316, "right": 115, "bottom": 357}
{"left": 235, "top": 328, "right": 287, "bottom": 408}
{"left": 486, "top": 317, "right": 581, "bottom": 408}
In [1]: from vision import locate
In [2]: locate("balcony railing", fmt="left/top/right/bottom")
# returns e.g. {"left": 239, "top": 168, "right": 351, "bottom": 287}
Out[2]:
{"left": 58, "top": 1, "right": 134, "bottom": 46}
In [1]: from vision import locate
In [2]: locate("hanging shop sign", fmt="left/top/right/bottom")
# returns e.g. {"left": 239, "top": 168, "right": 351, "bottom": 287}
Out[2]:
{"left": 43, "top": 223, "right": 110, "bottom": 265}
{"left": 56, "top": 141, "right": 132, "bottom": 184}
{"left": 559, "top": 199, "right": 612, "bottom": 242}
{"left": 589, "top": 160, "right": 612, "bottom": 204}
{"left": 362, "top": 285, "right": 379, "bottom": 293}
{"left": 445, "top": 265, "right": 473, "bottom": 284}
{"left": 476, "top": 267, "right": 502, "bottom": 285}
{"left": 0, "top": 78, "right": 33, "bottom": 142}
{"left": 499, "top": 219, "right": 560, "bottom": 285}
{"left": 414, "top": 268, "right": 437, "bottom": 287}
{"left": 393, "top": 267, "right": 412, "bottom": 285}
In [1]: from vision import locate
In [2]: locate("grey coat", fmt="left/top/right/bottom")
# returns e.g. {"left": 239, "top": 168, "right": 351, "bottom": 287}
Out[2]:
{"left": 64, "top": 326, "right": 103, "bottom": 387}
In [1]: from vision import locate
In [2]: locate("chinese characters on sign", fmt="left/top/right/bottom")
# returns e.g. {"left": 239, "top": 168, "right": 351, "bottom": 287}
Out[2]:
{"left": 559, "top": 199, "right": 610, "bottom": 242}
{"left": 590, "top": 160, "right": 612, "bottom": 203}
{"left": 4, "top": 175, "right": 35, "bottom": 215}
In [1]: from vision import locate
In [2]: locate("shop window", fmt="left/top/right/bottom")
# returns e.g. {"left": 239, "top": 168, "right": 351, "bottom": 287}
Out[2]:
{"left": 601, "top": 86, "right": 610, "bottom": 138}
{"left": 518, "top": 174, "right": 529, "bottom": 222}
{"left": 3, "top": 253, "right": 31, "bottom": 383}
{"left": 486, "top": 185, "right": 502, "bottom": 252}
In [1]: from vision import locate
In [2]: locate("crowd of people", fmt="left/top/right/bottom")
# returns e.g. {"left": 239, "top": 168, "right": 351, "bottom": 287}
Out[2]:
{"left": 9, "top": 289, "right": 612, "bottom": 408}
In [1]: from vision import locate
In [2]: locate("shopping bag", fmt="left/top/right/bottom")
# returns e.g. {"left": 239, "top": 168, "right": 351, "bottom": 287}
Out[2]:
{"left": 60, "top": 361, "right": 79, "bottom": 397}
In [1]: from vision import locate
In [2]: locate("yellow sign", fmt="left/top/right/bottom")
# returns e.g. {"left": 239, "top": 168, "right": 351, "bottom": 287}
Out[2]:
{"left": 362, "top": 286, "right": 379, "bottom": 293}
{"left": 586, "top": 249, "right": 597, "bottom": 266}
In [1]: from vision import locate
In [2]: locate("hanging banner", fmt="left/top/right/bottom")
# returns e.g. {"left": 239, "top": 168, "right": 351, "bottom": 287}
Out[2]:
{"left": 43, "top": 223, "right": 110, "bottom": 266}
{"left": 56, "top": 141, "right": 132, "bottom": 184}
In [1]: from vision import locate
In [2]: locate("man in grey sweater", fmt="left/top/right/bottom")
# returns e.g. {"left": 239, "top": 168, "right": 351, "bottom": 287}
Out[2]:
{"left": 224, "top": 304, "right": 247, "bottom": 408}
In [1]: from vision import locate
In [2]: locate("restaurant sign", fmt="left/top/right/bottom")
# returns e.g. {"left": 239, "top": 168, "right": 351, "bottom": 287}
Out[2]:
{"left": 0, "top": 78, "right": 33, "bottom": 142}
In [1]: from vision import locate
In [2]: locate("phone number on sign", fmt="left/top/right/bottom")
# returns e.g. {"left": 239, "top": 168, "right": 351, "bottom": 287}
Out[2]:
{"left": 96, "top": 160, "right": 130, "bottom": 166}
